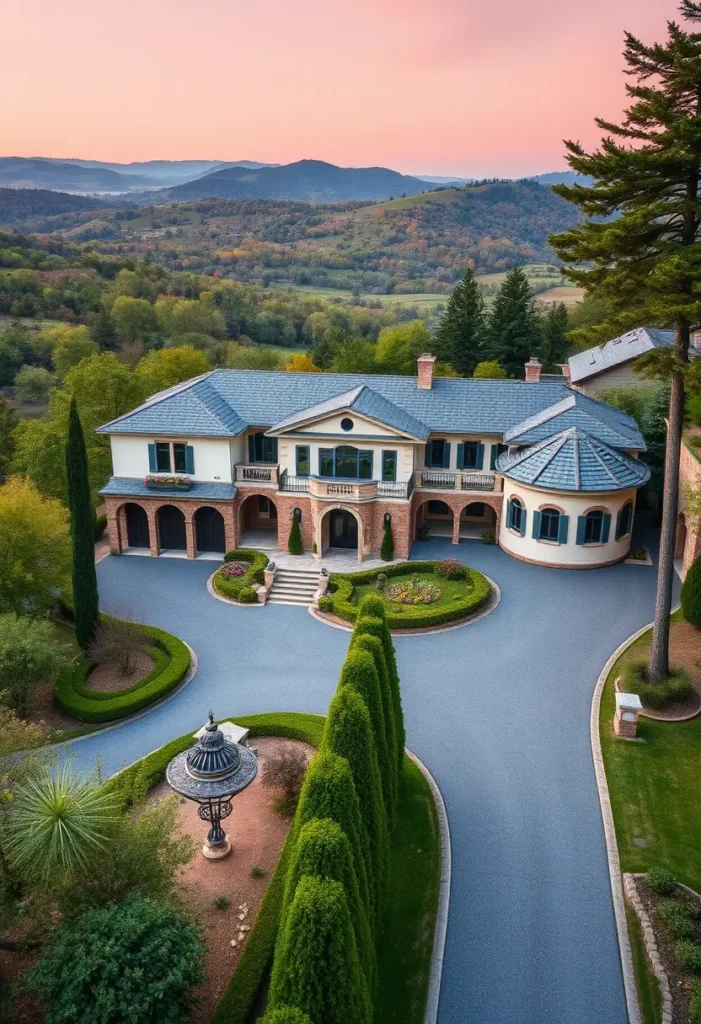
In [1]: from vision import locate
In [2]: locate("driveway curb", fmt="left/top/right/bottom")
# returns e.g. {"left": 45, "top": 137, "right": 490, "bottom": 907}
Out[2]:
{"left": 406, "top": 749, "right": 451, "bottom": 1024}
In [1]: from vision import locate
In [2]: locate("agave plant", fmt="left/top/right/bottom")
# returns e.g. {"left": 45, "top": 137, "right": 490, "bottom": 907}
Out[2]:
{"left": 6, "top": 764, "right": 120, "bottom": 880}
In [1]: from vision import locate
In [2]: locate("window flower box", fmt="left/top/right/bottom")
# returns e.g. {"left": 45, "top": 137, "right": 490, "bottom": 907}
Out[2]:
{"left": 144, "top": 474, "right": 192, "bottom": 491}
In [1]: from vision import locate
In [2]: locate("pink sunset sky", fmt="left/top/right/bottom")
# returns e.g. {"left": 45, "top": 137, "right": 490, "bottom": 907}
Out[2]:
{"left": 4, "top": 0, "right": 679, "bottom": 177}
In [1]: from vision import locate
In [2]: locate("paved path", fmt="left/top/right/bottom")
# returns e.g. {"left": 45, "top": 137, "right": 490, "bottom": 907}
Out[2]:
{"left": 63, "top": 530, "right": 671, "bottom": 1024}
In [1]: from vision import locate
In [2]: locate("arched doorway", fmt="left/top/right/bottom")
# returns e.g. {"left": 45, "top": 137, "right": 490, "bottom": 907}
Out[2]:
{"left": 329, "top": 509, "right": 358, "bottom": 550}
{"left": 157, "top": 504, "right": 186, "bottom": 553}
{"left": 460, "top": 501, "right": 497, "bottom": 541}
{"left": 239, "top": 494, "right": 278, "bottom": 549}
{"left": 195, "top": 506, "right": 226, "bottom": 555}
{"left": 415, "top": 499, "right": 453, "bottom": 539}
{"left": 125, "top": 503, "right": 149, "bottom": 549}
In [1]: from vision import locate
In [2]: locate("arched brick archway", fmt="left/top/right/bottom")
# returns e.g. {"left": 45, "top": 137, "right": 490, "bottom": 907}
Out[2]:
{"left": 238, "top": 492, "right": 279, "bottom": 550}
{"left": 459, "top": 500, "right": 497, "bottom": 541}
{"left": 194, "top": 505, "right": 226, "bottom": 555}
{"left": 316, "top": 504, "right": 365, "bottom": 562}
{"left": 105, "top": 495, "right": 236, "bottom": 558}
{"left": 413, "top": 491, "right": 503, "bottom": 546}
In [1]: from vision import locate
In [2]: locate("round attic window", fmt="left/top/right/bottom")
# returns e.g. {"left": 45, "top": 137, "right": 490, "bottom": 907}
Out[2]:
{"left": 341, "top": 417, "right": 354, "bottom": 432}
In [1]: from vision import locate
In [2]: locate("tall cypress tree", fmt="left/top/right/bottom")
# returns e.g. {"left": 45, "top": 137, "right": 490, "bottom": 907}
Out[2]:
{"left": 485, "top": 267, "right": 542, "bottom": 378}
{"left": 66, "top": 397, "right": 99, "bottom": 648}
{"left": 550, "top": 0, "right": 701, "bottom": 680}
{"left": 435, "top": 269, "right": 486, "bottom": 376}
{"left": 351, "top": 632, "right": 398, "bottom": 815}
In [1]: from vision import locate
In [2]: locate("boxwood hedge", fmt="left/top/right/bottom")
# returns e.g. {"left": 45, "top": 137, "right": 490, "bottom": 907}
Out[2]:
{"left": 212, "top": 548, "right": 269, "bottom": 602}
{"left": 323, "top": 560, "right": 492, "bottom": 629}
{"left": 54, "top": 624, "right": 191, "bottom": 723}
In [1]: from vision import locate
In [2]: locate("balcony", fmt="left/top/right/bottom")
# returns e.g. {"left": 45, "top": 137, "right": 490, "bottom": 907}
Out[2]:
{"left": 234, "top": 463, "right": 279, "bottom": 486}
{"left": 416, "top": 470, "right": 502, "bottom": 493}
{"left": 278, "top": 471, "right": 413, "bottom": 500}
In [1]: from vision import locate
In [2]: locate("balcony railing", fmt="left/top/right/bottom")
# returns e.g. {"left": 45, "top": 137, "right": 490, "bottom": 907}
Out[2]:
{"left": 234, "top": 463, "right": 279, "bottom": 485}
{"left": 377, "top": 477, "right": 414, "bottom": 499}
{"left": 278, "top": 472, "right": 413, "bottom": 500}
{"left": 279, "top": 470, "right": 310, "bottom": 493}
{"left": 417, "top": 470, "right": 502, "bottom": 492}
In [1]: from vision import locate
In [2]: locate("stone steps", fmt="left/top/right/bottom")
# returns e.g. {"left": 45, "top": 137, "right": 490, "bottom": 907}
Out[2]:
{"left": 267, "top": 568, "right": 321, "bottom": 606}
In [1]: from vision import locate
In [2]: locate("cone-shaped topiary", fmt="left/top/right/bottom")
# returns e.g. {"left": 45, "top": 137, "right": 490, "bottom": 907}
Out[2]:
{"left": 288, "top": 512, "right": 303, "bottom": 555}
{"left": 260, "top": 1008, "right": 312, "bottom": 1024}
{"left": 681, "top": 555, "right": 701, "bottom": 629}
{"left": 294, "top": 752, "right": 371, "bottom": 924}
{"left": 357, "top": 593, "right": 386, "bottom": 620}
{"left": 339, "top": 647, "right": 394, "bottom": 822}
{"left": 351, "top": 632, "right": 397, "bottom": 819}
{"left": 380, "top": 518, "right": 394, "bottom": 561}
{"left": 280, "top": 818, "right": 375, "bottom": 992}
{"left": 355, "top": 607, "right": 405, "bottom": 774}
{"left": 323, "top": 686, "right": 389, "bottom": 924}
{"left": 270, "top": 876, "right": 372, "bottom": 1024}
{"left": 65, "top": 397, "right": 99, "bottom": 648}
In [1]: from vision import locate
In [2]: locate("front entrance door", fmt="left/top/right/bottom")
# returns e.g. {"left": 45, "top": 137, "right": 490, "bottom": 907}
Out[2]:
{"left": 329, "top": 509, "right": 358, "bottom": 550}
{"left": 157, "top": 505, "right": 187, "bottom": 551}
{"left": 125, "top": 503, "right": 149, "bottom": 549}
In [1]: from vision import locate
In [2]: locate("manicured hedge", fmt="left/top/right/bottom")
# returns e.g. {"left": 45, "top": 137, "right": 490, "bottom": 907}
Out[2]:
{"left": 54, "top": 624, "right": 191, "bottom": 723}
{"left": 325, "top": 560, "right": 492, "bottom": 629}
{"left": 212, "top": 548, "right": 269, "bottom": 602}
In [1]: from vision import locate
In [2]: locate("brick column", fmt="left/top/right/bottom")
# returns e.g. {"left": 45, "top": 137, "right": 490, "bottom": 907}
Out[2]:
{"left": 147, "top": 508, "right": 159, "bottom": 557}
{"left": 184, "top": 514, "right": 196, "bottom": 559}
{"left": 451, "top": 509, "right": 461, "bottom": 545}
{"left": 223, "top": 505, "right": 237, "bottom": 553}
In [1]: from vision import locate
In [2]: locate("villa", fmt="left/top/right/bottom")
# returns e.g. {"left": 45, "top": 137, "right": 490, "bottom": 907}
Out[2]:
{"left": 98, "top": 353, "right": 649, "bottom": 569}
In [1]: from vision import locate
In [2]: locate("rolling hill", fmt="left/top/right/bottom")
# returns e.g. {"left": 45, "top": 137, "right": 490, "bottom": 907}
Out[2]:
{"left": 0, "top": 157, "right": 155, "bottom": 192}
{"left": 0, "top": 188, "right": 106, "bottom": 224}
{"left": 162, "top": 159, "right": 435, "bottom": 202}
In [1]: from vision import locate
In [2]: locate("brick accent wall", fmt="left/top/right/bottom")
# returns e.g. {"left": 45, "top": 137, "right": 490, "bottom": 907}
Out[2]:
{"left": 413, "top": 491, "right": 503, "bottom": 546}
{"left": 105, "top": 495, "right": 237, "bottom": 558}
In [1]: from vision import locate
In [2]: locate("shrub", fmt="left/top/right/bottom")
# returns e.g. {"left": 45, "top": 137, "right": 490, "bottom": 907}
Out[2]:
{"left": 351, "top": 632, "right": 398, "bottom": 818}
{"left": 435, "top": 558, "right": 467, "bottom": 580}
{"left": 648, "top": 866, "right": 677, "bottom": 896}
{"left": 94, "top": 514, "right": 107, "bottom": 541}
{"left": 218, "top": 561, "right": 249, "bottom": 578}
{"left": 682, "top": 555, "right": 701, "bottom": 628}
{"left": 269, "top": 876, "right": 371, "bottom": 1024}
{"left": 288, "top": 514, "right": 303, "bottom": 555}
{"left": 260, "top": 1010, "right": 312, "bottom": 1024}
{"left": 238, "top": 586, "right": 258, "bottom": 604}
{"left": 657, "top": 899, "right": 696, "bottom": 939}
{"left": 213, "top": 549, "right": 268, "bottom": 600}
{"left": 690, "top": 980, "right": 701, "bottom": 1022}
{"left": 29, "top": 895, "right": 205, "bottom": 1024}
{"left": 0, "top": 613, "right": 63, "bottom": 716}
{"left": 262, "top": 744, "right": 309, "bottom": 802}
{"left": 481, "top": 529, "right": 496, "bottom": 544}
{"left": 415, "top": 523, "right": 430, "bottom": 541}
{"left": 622, "top": 661, "right": 695, "bottom": 709}
{"left": 87, "top": 617, "right": 149, "bottom": 676}
{"left": 215, "top": 896, "right": 231, "bottom": 910}
{"left": 279, "top": 818, "right": 375, "bottom": 991}
{"left": 675, "top": 939, "right": 701, "bottom": 974}
{"left": 317, "top": 595, "right": 334, "bottom": 613}
{"left": 355, "top": 604, "right": 405, "bottom": 773}
{"left": 628, "top": 545, "right": 648, "bottom": 561}
{"left": 323, "top": 686, "right": 389, "bottom": 927}
{"left": 250, "top": 864, "right": 265, "bottom": 879}
{"left": 380, "top": 518, "right": 394, "bottom": 561}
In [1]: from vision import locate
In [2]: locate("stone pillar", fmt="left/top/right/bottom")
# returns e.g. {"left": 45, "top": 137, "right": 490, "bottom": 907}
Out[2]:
{"left": 147, "top": 508, "right": 159, "bottom": 557}
{"left": 185, "top": 515, "right": 196, "bottom": 559}
{"left": 223, "top": 505, "right": 237, "bottom": 554}
{"left": 614, "top": 692, "right": 643, "bottom": 739}
{"left": 451, "top": 509, "right": 461, "bottom": 546}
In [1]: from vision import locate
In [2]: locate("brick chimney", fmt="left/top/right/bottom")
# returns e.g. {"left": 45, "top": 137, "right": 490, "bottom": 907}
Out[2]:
{"left": 524, "top": 356, "right": 542, "bottom": 383}
{"left": 417, "top": 353, "right": 436, "bottom": 390}
{"left": 559, "top": 362, "right": 571, "bottom": 384}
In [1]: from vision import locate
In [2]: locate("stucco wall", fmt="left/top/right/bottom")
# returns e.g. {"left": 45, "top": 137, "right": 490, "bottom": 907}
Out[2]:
{"left": 498, "top": 482, "right": 637, "bottom": 567}
{"left": 277, "top": 435, "right": 417, "bottom": 483}
{"left": 110, "top": 435, "right": 233, "bottom": 483}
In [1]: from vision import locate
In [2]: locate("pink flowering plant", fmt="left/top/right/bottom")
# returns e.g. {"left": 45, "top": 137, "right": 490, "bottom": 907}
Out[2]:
{"left": 434, "top": 558, "right": 467, "bottom": 580}
{"left": 218, "top": 561, "right": 249, "bottom": 579}
{"left": 144, "top": 474, "right": 192, "bottom": 489}
{"left": 385, "top": 575, "right": 441, "bottom": 605}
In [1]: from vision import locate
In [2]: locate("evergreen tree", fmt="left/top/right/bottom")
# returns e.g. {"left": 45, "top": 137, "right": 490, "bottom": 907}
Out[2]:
{"left": 485, "top": 267, "right": 541, "bottom": 378}
{"left": 270, "top": 876, "right": 371, "bottom": 1024}
{"left": 323, "top": 686, "right": 389, "bottom": 924}
{"left": 538, "top": 302, "right": 570, "bottom": 371}
{"left": 260, "top": 1010, "right": 312, "bottom": 1024}
{"left": 351, "top": 632, "right": 397, "bottom": 813}
{"left": 0, "top": 396, "right": 18, "bottom": 483}
{"left": 380, "top": 517, "right": 394, "bottom": 561}
{"left": 65, "top": 398, "right": 99, "bottom": 648}
{"left": 288, "top": 510, "right": 303, "bottom": 555}
{"left": 435, "top": 269, "right": 485, "bottom": 375}
{"left": 356, "top": 598, "right": 405, "bottom": 772}
{"left": 294, "top": 752, "right": 371, "bottom": 924}
{"left": 338, "top": 648, "right": 393, "bottom": 820}
{"left": 681, "top": 556, "right": 701, "bottom": 628}
{"left": 550, "top": 0, "right": 701, "bottom": 680}
{"left": 280, "top": 818, "right": 375, "bottom": 991}
{"left": 92, "top": 308, "right": 117, "bottom": 350}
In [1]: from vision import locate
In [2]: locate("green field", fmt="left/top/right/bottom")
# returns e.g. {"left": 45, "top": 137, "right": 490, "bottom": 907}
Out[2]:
{"left": 281, "top": 284, "right": 448, "bottom": 311}
{"left": 0, "top": 314, "right": 64, "bottom": 333}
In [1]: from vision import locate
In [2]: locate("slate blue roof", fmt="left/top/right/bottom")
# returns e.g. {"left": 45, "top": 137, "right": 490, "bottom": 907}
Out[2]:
{"left": 269, "top": 384, "right": 429, "bottom": 439}
{"left": 496, "top": 428, "right": 650, "bottom": 492}
{"left": 99, "top": 478, "right": 236, "bottom": 500}
{"left": 98, "top": 368, "right": 646, "bottom": 450}
{"left": 504, "top": 392, "right": 644, "bottom": 449}
{"left": 568, "top": 327, "right": 675, "bottom": 384}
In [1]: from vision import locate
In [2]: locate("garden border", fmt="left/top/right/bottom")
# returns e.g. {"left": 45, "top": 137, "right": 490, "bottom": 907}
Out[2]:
{"left": 623, "top": 874, "right": 673, "bottom": 1024}
{"left": 206, "top": 571, "right": 265, "bottom": 608}
{"left": 614, "top": 676, "right": 701, "bottom": 723}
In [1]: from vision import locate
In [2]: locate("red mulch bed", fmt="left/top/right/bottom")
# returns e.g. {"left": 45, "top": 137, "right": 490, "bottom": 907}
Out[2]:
{"left": 86, "top": 651, "right": 155, "bottom": 693}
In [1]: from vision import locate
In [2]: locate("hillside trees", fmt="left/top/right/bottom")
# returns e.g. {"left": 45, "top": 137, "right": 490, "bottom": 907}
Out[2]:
{"left": 550, "top": 0, "right": 701, "bottom": 680}
{"left": 485, "top": 267, "right": 542, "bottom": 377}
{"left": 0, "top": 477, "right": 70, "bottom": 615}
{"left": 538, "top": 301, "right": 569, "bottom": 371}
{"left": 135, "top": 346, "right": 211, "bottom": 395}
{"left": 435, "top": 268, "right": 485, "bottom": 375}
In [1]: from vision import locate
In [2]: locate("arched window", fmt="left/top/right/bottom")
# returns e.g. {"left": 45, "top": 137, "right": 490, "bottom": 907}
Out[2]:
{"left": 538, "top": 507, "right": 561, "bottom": 542}
{"left": 577, "top": 509, "right": 611, "bottom": 545}
{"left": 616, "top": 502, "right": 633, "bottom": 540}
{"left": 508, "top": 498, "right": 524, "bottom": 533}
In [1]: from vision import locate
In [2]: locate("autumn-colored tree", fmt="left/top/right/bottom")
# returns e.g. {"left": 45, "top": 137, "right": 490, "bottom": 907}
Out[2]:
{"left": 136, "top": 346, "right": 211, "bottom": 396}
{"left": 284, "top": 354, "right": 321, "bottom": 373}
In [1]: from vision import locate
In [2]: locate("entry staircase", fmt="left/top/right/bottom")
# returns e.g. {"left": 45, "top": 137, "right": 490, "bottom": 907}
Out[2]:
{"left": 267, "top": 566, "right": 321, "bottom": 606}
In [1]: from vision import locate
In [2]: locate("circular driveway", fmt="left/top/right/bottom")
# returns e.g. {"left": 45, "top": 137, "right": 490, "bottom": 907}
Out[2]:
{"left": 63, "top": 533, "right": 670, "bottom": 1024}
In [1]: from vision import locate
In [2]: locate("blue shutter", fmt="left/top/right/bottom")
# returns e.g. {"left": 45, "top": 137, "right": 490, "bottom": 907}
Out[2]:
{"left": 248, "top": 434, "right": 255, "bottom": 463}
{"left": 520, "top": 508, "right": 527, "bottom": 537}
{"left": 456, "top": 443, "right": 464, "bottom": 470}
{"left": 424, "top": 443, "right": 431, "bottom": 467}
{"left": 475, "top": 443, "right": 485, "bottom": 470}
{"left": 576, "top": 516, "right": 587, "bottom": 545}
{"left": 490, "top": 445, "right": 498, "bottom": 470}
{"left": 271, "top": 437, "right": 278, "bottom": 462}
{"left": 443, "top": 442, "right": 451, "bottom": 469}
{"left": 557, "top": 514, "right": 569, "bottom": 544}
{"left": 148, "top": 443, "right": 157, "bottom": 472}
{"left": 532, "top": 510, "right": 542, "bottom": 539}
{"left": 601, "top": 512, "right": 611, "bottom": 543}
{"left": 505, "top": 499, "right": 512, "bottom": 528}
{"left": 185, "top": 445, "right": 195, "bottom": 475}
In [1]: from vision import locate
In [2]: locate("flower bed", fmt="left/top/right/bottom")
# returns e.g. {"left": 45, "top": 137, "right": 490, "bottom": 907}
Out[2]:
{"left": 212, "top": 549, "right": 268, "bottom": 602}
{"left": 385, "top": 577, "right": 442, "bottom": 604}
{"left": 144, "top": 474, "right": 192, "bottom": 491}
{"left": 54, "top": 623, "right": 191, "bottom": 723}
{"left": 319, "top": 559, "right": 492, "bottom": 630}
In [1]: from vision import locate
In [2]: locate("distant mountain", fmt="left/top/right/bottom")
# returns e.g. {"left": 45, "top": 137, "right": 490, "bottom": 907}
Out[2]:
{"left": 162, "top": 159, "right": 434, "bottom": 202}
{"left": 0, "top": 188, "right": 105, "bottom": 224}
{"left": 0, "top": 157, "right": 154, "bottom": 192}
{"left": 53, "top": 158, "right": 279, "bottom": 185}
{"left": 417, "top": 174, "right": 474, "bottom": 185}
{"left": 530, "top": 171, "right": 593, "bottom": 187}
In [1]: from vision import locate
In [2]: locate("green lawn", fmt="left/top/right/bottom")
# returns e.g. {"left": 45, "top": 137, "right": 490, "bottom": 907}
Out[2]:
{"left": 600, "top": 609, "right": 701, "bottom": 891}
{"left": 355, "top": 571, "right": 472, "bottom": 612}
{"left": 626, "top": 904, "right": 662, "bottom": 1024}
{"left": 279, "top": 284, "right": 448, "bottom": 311}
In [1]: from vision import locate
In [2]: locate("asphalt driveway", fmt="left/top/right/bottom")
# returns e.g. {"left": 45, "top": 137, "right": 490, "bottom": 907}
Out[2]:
{"left": 62, "top": 532, "right": 670, "bottom": 1024}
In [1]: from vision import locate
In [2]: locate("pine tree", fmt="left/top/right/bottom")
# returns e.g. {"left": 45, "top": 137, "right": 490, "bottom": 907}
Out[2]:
{"left": 65, "top": 398, "right": 99, "bottom": 648}
{"left": 280, "top": 818, "right": 375, "bottom": 992}
{"left": 288, "top": 511, "right": 303, "bottom": 555}
{"left": 270, "top": 876, "right": 371, "bottom": 1024}
{"left": 380, "top": 517, "right": 394, "bottom": 561}
{"left": 338, "top": 648, "right": 393, "bottom": 820}
{"left": 435, "top": 269, "right": 485, "bottom": 376}
{"left": 538, "top": 302, "right": 569, "bottom": 371}
{"left": 356, "top": 597, "right": 405, "bottom": 772}
{"left": 550, "top": 0, "right": 701, "bottom": 680}
{"left": 323, "top": 687, "right": 389, "bottom": 924}
{"left": 351, "top": 632, "right": 398, "bottom": 815}
{"left": 294, "top": 752, "right": 371, "bottom": 924}
{"left": 681, "top": 556, "right": 701, "bottom": 628}
{"left": 260, "top": 1009, "right": 312, "bottom": 1024}
{"left": 485, "top": 267, "right": 542, "bottom": 378}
